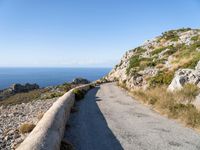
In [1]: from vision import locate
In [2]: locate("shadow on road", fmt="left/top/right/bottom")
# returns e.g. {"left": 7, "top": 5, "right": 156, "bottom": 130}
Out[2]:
{"left": 63, "top": 86, "right": 123, "bottom": 150}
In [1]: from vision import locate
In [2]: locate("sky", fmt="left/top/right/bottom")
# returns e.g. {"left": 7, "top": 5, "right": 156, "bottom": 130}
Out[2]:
{"left": 0, "top": 0, "right": 200, "bottom": 68}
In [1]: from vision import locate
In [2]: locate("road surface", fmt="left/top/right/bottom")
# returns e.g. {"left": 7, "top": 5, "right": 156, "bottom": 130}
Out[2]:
{"left": 64, "top": 83, "right": 200, "bottom": 150}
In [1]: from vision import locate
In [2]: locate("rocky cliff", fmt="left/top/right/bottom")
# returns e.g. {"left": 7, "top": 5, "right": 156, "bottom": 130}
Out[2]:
{"left": 106, "top": 28, "right": 200, "bottom": 91}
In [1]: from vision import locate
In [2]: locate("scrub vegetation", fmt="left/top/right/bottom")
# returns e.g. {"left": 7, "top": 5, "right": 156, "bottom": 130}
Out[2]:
{"left": 132, "top": 84, "right": 200, "bottom": 128}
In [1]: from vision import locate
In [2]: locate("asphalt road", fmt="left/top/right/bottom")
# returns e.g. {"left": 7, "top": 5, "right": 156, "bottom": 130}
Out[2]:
{"left": 64, "top": 82, "right": 200, "bottom": 150}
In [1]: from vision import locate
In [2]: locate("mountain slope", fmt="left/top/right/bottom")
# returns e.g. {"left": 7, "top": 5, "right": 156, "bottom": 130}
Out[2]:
{"left": 106, "top": 28, "right": 200, "bottom": 91}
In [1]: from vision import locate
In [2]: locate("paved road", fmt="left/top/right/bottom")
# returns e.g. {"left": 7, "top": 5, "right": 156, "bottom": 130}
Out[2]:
{"left": 64, "top": 83, "right": 200, "bottom": 150}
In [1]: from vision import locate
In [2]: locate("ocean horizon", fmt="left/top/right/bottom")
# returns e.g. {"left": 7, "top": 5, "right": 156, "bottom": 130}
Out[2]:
{"left": 0, "top": 67, "right": 111, "bottom": 90}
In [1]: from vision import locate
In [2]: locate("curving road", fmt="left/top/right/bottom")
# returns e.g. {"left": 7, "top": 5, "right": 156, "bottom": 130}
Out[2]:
{"left": 64, "top": 82, "right": 200, "bottom": 150}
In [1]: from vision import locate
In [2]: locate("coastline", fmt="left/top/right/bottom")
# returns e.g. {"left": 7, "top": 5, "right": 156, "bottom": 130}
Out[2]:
{"left": 0, "top": 67, "right": 111, "bottom": 90}
{"left": 0, "top": 78, "right": 93, "bottom": 149}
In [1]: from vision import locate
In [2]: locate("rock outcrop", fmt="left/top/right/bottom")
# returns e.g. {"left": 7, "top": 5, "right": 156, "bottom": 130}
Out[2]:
{"left": 106, "top": 28, "right": 200, "bottom": 91}
{"left": 0, "top": 83, "right": 40, "bottom": 101}
{"left": 72, "top": 78, "right": 90, "bottom": 84}
{"left": 168, "top": 66, "right": 200, "bottom": 91}
{"left": 10, "top": 83, "right": 39, "bottom": 93}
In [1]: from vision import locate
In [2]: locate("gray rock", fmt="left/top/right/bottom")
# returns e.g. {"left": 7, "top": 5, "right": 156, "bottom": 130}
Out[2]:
{"left": 106, "top": 29, "right": 200, "bottom": 90}
{"left": 195, "top": 60, "right": 200, "bottom": 71}
{"left": 72, "top": 78, "right": 90, "bottom": 84}
{"left": 0, "top": 83, "right": 40, "bottom": 101}
{"left": 168, "top": 65, "right": 200, "bottom": 91}
{"left": 10, "top": 83, "right": 39, "bottom": 93}
{"left": 0, "top": 98, "right": 56, "bottom": 150}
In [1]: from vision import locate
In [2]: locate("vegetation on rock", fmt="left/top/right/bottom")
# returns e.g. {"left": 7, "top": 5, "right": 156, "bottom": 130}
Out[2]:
{"left": 108, "top": 28, "right": 200, "bottom": 88}
{"left": 107, "top": 28, "right": 200, "bottom": 130}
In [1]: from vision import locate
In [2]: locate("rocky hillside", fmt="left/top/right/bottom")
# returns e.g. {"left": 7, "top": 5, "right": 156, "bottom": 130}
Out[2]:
{"left": 106, "top": 28, "right": 200, "bottom": 91}
{"left": 0, "top": 78, "right": 90, "bottom": 150}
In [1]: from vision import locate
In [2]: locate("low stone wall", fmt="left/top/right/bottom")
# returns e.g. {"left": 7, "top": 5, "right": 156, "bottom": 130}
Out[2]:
{"left": 17, "top": 84, "right": 92, "bottom": 150}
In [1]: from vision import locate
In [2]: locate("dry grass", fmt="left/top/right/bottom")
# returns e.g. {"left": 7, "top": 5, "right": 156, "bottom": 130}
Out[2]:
{"left": 37, "top": 112, "right": 45, "bottom": 120}
{"left": 171, "top": 57, "right": 193, "bottom": 70}
{"left": 132, "top": 84, "right": 200, "bottom": 128}
{"left": 0, "top": 89, "right": 47, "bottom": 106}
{"left": 19, "top": 123, "right": 36, "bottom": 134}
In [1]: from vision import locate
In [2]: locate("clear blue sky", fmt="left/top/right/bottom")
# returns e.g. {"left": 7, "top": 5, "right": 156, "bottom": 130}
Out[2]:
{"left": 0, "top": 0, "right": 200, "bottom": 67}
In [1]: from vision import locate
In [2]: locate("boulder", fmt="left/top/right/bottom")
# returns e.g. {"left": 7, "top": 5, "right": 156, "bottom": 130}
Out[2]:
{"left": 168, "top": 62, "right": 200, "bottom": 91}
{"left": 72, "top": 78, "right": 90, "bottom": 84}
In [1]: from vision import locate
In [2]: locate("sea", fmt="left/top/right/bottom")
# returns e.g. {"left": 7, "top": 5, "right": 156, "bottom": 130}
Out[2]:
{"left": 0, "top": 68, "right": 111, "bottom": 90}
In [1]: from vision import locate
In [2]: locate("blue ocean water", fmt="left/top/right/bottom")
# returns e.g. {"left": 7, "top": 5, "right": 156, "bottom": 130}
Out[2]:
{"left": 0, "top": 68, "right": 111, "bottom": 90}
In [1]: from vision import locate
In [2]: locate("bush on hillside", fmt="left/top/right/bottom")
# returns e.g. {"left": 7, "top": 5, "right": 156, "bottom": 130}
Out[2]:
{"left": 149, "top": 71, "right": 174, "bottom": 87}
{"left": 73, "top": 89, "right": 86, "bottom": 101}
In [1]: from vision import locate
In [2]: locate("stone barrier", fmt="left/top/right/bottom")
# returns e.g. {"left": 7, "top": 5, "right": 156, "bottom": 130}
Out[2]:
{"left": 17, "top": 84, "right": 92, "bottom": 150}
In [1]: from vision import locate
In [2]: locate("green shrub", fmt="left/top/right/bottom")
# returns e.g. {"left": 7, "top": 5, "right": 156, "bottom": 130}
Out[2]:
{"left": 150, "top": 45, "right": 176, "bottom": 56}
{"left": 151, "top": 47, "right": 165, "bottom": 56}
{"left": 163, "top": 46, "right": 177, "bottom": 56}
{"left": 162, "top": 30, "right": 179, "bottom": 41}
{"left": 50, "top": 92, "right": 64, "bottom": 98}
{"left": 177, "top": 28, "right": 191, "bottom": 32}
{"left": 42, "top": 92, "right": 64, "bottom": 100}
{"left": 139, "top": 57, "right": 156, "bottom": 70}
{"left": 126, "top": 55, "right": 140, "bottom": 74}
{"left": 135, "top": 47, "right": 147, "bottom": 54}
{"left": 191, "top": 35, "right": 199, "bottom": 41}
{"left": 127, "top": 55, "right": 158, "bottom": 75}
{"left": 58, "top": 83, "right": 73, "bottom": 92}
{"left": 149, "top": 71, "right": 174, "bottom": 87}
{"left": 73, "top": 89, "right": 86, "bottom": 101}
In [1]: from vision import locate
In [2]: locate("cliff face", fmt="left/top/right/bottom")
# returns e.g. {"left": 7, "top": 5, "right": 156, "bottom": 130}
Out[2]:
{"left": 106, "top": 28, "right": 200, "bottom": 91}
